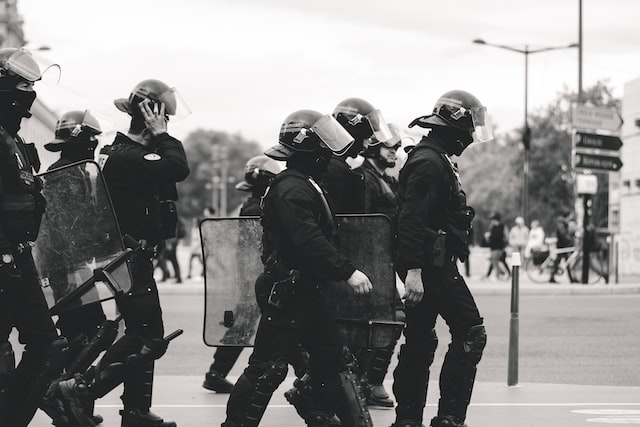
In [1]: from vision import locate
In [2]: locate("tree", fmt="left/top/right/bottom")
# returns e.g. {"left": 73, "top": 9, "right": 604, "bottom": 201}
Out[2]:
{"left": 176, "top": 129, "right": 263, "bottom": 222}
{"left": 458, "top": 80, "right": 619, "bottom": 237}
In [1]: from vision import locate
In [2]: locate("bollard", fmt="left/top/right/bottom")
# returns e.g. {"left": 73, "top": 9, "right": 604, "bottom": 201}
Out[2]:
{"left": 508, "top": 252, "right": 521, "bottom": 386}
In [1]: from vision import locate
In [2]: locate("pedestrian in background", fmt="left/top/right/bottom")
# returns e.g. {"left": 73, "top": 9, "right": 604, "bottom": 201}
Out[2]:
{"left": 508, "top": 216, "right": 529, "bottom": 258}
{"left": 484, "top": 212, "right": 510, "bottom": 280}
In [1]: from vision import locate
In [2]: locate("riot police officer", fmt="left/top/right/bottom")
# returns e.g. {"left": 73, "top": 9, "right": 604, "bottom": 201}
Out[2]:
{"left": 203, "top": 154, "right": 281, "bottom": 393}
{"left": 221, "top": 110, "right": 374, "bottom": 427}
{"left": 40, "top": 110, "right": 107, "bottom": 426}
{"left": 353, "top": 125, "right": 405, "bottom": 408}
{"left": 0, "top": 47, "right": 69, "bottom": 427}
{"left": 392, "top": 90, "right": 493, "bottom": 427}
{"left": 57, "top": 79, "right": 190, "bottom": 427}
{"left": 321, "top": 97, "right": 393, "bottom": 213}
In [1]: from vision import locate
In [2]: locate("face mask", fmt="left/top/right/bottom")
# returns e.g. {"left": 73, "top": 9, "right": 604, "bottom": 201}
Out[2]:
{"left": 11, "top": 89, "right": 37, "bottom": 118}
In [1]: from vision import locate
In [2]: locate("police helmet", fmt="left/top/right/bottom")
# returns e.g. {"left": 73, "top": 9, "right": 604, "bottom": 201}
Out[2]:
{"left": 408, "top": 90, "right": 494, "bottom": 143}
{"left": 45, "top": 110, "right": 103, "bottom": 152}
{"left": 361, "top": 123, "right": 402, "bottom": 158}
{"left": 0, "top": 47, "right": 60, "bottom": 85}
{"left": 114, "top": 79, "right": 190, "bottom": 119}
{"left": 265, "top": 109, "right": 354, "bottom": 161}
{"left": 333, "top": 97, "right": 393, "bottom": 142}
{"left": 235, "top": 155, "right": 282, "bottom": 191}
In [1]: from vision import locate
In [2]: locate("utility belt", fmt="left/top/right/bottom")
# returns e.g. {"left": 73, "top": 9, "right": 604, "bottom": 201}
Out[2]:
{"left": 263, "top": 254, "right": 301, "bottom": 309}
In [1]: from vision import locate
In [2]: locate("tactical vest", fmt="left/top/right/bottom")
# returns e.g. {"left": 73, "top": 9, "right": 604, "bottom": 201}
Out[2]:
{"left": 0, "top": 126, "right": 46, "bottom": 243}
{"left": 261, "top": 170, "right": 336, "bottom": 264}
{"left": 405, "top": 144, "right": 475, "bottom": 260}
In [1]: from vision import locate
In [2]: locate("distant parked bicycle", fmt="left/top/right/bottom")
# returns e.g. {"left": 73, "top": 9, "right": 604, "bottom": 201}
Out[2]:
{"left": 525, "top": 241, "right": 607, "bottom": 284}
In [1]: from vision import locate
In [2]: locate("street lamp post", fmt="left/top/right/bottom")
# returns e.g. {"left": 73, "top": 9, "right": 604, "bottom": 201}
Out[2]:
{"left": 472, "top": 39, "right": 578, "bottom": 225}
{"left": 474, "top": 38, "right": 577, "bottom": 388}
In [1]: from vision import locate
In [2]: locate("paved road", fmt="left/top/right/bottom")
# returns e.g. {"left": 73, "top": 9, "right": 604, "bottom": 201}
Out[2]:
{"left": 20, "top": 249, "right": 640, "bottom": 426}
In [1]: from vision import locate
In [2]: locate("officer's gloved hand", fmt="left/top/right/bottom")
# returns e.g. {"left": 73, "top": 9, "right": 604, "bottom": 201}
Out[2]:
{"left": 347, "top": 269, "right": 373, "bottom": 295}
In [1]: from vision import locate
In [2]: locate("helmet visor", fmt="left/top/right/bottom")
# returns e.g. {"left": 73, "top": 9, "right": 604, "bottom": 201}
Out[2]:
{"left": 366, "top": 109, "right": 394, "bottom": 143}
{"left": 367, "top": 123, "right": 402, "bottom": 149}
{"left": 470, "top": 106, "right": 494, "bottom": 143}
{"left": 3, "top": 48, "right": 61, "bottom": 85}
{"left": 133, "top": 86, "right": 191, "bottom": 121}
{"left": 312, "top": 114, "right": 354, "bottom": 156}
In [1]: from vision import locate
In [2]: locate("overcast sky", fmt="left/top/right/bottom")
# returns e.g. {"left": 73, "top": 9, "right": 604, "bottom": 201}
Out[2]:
{"left": 18, "top": 0, "right": 640, "bottom": 148}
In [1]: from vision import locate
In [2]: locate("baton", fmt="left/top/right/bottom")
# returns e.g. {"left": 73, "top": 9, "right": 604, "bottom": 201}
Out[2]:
{"left": 163, "top": 329, "right": 183, "bottom": 342}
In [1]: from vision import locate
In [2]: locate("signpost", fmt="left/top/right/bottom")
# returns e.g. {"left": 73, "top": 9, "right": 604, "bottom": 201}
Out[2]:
{"left": 575, "top": 132, "right": 623, "bottom": 151}
{"left": 571, "top": 104, "right": 623, "bottom": 285}
{"left": 574, "top": 152, "right": 623, "bottom": 172}
{"left": 572, "top": 104, "right": 623, "bottom": 132}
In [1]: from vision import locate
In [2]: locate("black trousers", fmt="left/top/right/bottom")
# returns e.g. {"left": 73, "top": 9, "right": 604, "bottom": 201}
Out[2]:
{"left": 96, "top": 251, "right": 165, "bottom": 410}
{"left": 0, "top": 249, "right": 60, "bottom": 425}
{"left": 393, "top": 260, "right": 483, "bottom": 422}
{"left": 225, "top": 276, "right": 345, "bottom": 424}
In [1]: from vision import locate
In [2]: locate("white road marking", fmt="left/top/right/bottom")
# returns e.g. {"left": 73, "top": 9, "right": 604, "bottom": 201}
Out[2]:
{"left": 94, "top": 403, "right": 640, "bottom": 409}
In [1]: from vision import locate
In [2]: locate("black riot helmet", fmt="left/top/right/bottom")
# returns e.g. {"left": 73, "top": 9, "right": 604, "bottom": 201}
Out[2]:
{"left": 45, "top": 110, "right": 103, "bottom": 152}
{"left": 235, "top": 155, "right": 281, "bottom": 192}
{"left": 0, "top": 48, "right": 60, "bottom": 133}
{"left": 265, "top": 109, "right": 355, "bottom": 176}
{"left": 114, "top": 79, "right": 190, "bottom": 121}
{"left": 266, "top": 109, "right": 354, "bottom": 160}
{"left": 333, "top": 97, "right": 393, "bottom": 144}
{"left": 409, "top": 90, "right": 494, "bottom": 146}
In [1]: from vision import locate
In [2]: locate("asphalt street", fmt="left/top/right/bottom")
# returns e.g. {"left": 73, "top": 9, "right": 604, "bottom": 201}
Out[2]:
{"left": 18, "top": 245, "right": 640, "bottom": 425}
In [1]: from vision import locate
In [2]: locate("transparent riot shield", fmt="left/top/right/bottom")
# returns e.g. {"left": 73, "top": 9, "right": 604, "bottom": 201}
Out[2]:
{"left": 201, "top": 217, "right": 263, "bottom": 348}
{"left": 32, "top": 160, "right": 132, "bottom": 314}
{"left": 202, "top": 214, "right": 400, "bottom": 349}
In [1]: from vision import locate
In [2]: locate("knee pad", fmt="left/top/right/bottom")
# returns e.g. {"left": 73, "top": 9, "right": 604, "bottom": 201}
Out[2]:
{"left": 463, "top": 325, "right": 486, "bottom": 366}
{"left": 244, "top": 359, "right": 288, "bottom": 426}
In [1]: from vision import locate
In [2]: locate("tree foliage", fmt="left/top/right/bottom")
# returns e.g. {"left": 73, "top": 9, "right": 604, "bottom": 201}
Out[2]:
{"left": 176, "top": 129, "right": 263, "bottom": 221}
{"left": 458, "top": 80, "right": 620, "bottom": 237}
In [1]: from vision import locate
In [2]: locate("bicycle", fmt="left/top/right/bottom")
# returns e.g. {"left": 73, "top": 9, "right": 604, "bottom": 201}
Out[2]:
{"left": 524, "top": 244, "right": 608, "bottom": 284}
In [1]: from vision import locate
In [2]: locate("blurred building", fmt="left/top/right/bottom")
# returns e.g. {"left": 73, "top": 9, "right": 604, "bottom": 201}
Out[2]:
{"left": 0, "top": 0, "right": 57, "bottom": 171}
{"left": 616, "top": 76, "right": 640, "bottom": 278}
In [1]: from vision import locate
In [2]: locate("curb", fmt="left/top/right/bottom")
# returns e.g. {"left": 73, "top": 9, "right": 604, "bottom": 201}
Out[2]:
{"left": 157, "top": 280, "right": 640, "bottom": 297}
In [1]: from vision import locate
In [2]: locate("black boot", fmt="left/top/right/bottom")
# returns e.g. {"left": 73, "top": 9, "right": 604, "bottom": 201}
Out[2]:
{"left": 430, "top": 415, "right": 468, "bottom": 427}
{"left": 202, "top": 370, "right": 235, "bottom": 393}
{"left": 120, "top": 408, "right": 177, "bottom": 427}
{"left": 390, "top": 422, "right": 426, "bottom": 427}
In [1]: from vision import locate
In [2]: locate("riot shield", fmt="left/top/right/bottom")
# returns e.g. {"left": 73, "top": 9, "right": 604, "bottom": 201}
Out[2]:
{"left": 202, "top": 214, "right": 400, "bottom": 349}
{"left": 32, "top": 160, "right": 132, "bottom": 314}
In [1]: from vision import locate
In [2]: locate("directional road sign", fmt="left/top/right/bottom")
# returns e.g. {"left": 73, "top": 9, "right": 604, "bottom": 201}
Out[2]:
{"left": 575, "top": 132, "right": 623, "bottom": 152}
{"left": 572, "top": 104, "right": 623, "bottom": 131}
{"left": 574, "top": 152, "right": 623, "bottom": 172}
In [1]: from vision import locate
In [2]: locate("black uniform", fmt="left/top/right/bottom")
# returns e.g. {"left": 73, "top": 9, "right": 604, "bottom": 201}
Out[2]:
{"left": 91, "top": 131, "right": 189, "bottom": 411}
{"left": 354, "top": 159, "right": 404, "bottom": 403}
{"left": 320, "top": 156, "right": 365, "bottom": 213}
{"left": 393, "top": 134, "right": 486, "bottom": 425}
{"left": 0, "top": 127, "right": 67, "bottom": 427}
{"left": 359, "top": 159, "right": 399, "bottom": 219}
{"left": 223, "top": 167, "right": 368, "bottom": 427}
